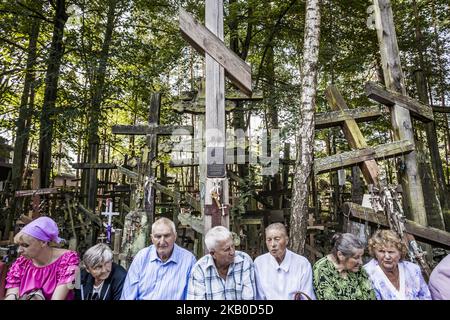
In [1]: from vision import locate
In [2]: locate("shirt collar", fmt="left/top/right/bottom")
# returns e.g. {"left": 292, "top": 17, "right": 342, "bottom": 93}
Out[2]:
{"left": 270, "top": 249, "right": 291, "bottom": 272}
{"left": 149, "top": 244, "right": 179, "bottom": 264}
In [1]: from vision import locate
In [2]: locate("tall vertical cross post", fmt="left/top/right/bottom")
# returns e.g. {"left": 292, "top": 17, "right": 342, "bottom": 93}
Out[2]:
{"left": 179, "top": 0, "right": 252, "bottom": 237}
{"left": 372, "top": 0, "right": 428, "bottom": 226}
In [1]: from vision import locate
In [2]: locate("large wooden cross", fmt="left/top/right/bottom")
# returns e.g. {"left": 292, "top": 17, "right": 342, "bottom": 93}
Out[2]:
{"left": 179, "top": 0, "right": 252, "bottom": 236}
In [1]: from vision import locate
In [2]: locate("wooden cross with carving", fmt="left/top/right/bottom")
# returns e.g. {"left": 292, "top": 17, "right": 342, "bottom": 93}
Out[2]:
{"left": 179, "top": 0, "right": 252, "bottom": 235}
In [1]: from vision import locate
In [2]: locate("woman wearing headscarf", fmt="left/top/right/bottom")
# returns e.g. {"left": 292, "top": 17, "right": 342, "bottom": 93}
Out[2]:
{"left": 75, "top": 243, "right": 127, "bottom": 300}
{"left": 363, "top": 229, "right": 431, "bottom": 300}
{"left": 313, "top": 233, "right": 375, "bottom": 300}
{"left": 3, "top": 217, "right": 79, "bottom": 300}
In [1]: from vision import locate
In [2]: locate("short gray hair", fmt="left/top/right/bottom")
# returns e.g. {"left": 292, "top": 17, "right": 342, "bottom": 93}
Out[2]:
{"left": 205, "top": 226, "right": 232, "bottom": 252}
{"left": 83, "top": 243, "right": 113, "bottom": 268}
{"left": 152, "top": 217, "right": 176, "bottom": 235}
{"left": 331, "top": 233, "right": 364, "bottom": 259}
{"left": 265, "top": 223, "right": 288, "bottom": 237}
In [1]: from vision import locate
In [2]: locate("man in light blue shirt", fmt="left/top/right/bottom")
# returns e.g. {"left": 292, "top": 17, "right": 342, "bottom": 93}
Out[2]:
{"left": 187, "top": 226, "right": 256, "bottom": 300}
{"left": 254, "top": 223, "right": 315, "bottom": 300}
{"left": 120, "top": 217, "right": 196, "bottom": 300}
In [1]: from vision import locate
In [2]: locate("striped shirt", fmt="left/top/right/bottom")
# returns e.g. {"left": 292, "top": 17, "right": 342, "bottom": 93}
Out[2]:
{"left": 187, "top": 250, "right": 256, "bottom": 300}
{"left": 120, "top": 244, "right": 196, "bottom": 300}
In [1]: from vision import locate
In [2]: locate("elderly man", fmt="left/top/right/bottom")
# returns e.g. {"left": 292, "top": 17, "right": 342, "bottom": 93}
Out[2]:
{"left": 254, "top": 223, "right": 315, "bottom": 300}
{"left": 187, "top": 226, "right": 256, "bottom": 300}
{"left": 120, "top": 217, "right": 196, "bottom": 300}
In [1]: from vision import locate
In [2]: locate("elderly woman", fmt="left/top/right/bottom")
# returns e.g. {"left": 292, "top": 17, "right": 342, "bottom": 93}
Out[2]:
{"left": 363, "top": 229, "right": 431, "bottom": 300}
{"left": 4, "top": 217, "right": 79, "bottom": 300}
{"left": 75, "top": 243, "right": 127, "bottom": 300}
{"left": 313, "top": 233, "right": 375, "bottom": 300}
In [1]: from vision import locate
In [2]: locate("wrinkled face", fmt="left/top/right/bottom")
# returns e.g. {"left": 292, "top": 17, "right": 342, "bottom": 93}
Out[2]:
{"left": 151, "top": 223, "right": 176, "bottom": 261}
{"left": 16, "top": 234, "right": 45, "bottom": 259}
{"left": 211, "top": 237, "right": 235, "bottom": 268}
{"left": 340, "top": 248, "right": 364, "bottom": 273}
{"left": 265, "top": 229, "right": 288, "bottom": 262}
{"left": 87, "top": 260, "right": 113, "bottom": 282}
{"left": 374, "top": 243, "right": 401, "bottom": 272}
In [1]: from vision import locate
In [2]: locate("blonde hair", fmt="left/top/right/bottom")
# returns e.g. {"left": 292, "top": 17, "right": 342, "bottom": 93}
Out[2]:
{"left": 14, "top": 232, "right": 45, "bottom": 245}
{"left": 368, "top": 229, "right": 407, "bottom": 259}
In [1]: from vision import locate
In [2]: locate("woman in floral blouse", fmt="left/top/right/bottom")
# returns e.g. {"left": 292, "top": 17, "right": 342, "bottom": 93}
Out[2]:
{"left": 313, "top": 233, "right": 375, "bottom": 300}
{"left": 363, "top": 229, "right": 431, "bottom": 300}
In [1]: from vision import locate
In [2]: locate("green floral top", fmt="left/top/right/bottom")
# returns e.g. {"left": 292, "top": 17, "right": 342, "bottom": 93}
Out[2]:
{"left": 313, "top": 256, "right": 376, "bottom": 300}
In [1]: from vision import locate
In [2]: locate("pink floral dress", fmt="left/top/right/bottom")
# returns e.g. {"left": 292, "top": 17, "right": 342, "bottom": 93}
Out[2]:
{"left": 5, "top": 251, "right": 79, "bottom": 300}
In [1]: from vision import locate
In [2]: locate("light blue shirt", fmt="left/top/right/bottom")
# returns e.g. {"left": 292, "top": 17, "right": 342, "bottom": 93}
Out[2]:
{"left": 254, "top": 249, "right": 316, "bottom": 300}
{"left": 120, "top": 244, "right": 196, "bottom": 300}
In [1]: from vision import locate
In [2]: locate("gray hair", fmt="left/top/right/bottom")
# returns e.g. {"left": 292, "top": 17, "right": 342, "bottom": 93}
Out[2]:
{"left": 83, "top": 243, "right": 113, "bottom": 268}
{"left": 265, "top": 223, "right": 288, "bottom": 237}
{"left": 331, "top": 233, "right": 364, "bottom": 259}
{"left": 152, "top": 217, "right": 176, "bottom": 235}
{"left": 205, "top": 226, "right": 232, "bottom": 252}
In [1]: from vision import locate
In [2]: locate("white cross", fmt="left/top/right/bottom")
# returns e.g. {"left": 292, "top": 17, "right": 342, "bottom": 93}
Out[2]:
{"left": 101, "top": 198, "right": 120, "bottom": 230}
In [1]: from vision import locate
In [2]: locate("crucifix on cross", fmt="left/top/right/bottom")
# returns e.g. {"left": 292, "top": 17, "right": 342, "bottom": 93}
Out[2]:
{"left": 101, "top": 198, "right": 120, "bottom": 244}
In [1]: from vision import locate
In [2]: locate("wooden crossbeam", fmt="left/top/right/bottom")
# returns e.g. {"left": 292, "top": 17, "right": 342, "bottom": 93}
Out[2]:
{"left": 117, "top": 166, "right": 139, "bottom": 179}
{"left": 71, "top": 163, "right": 116, "bottom": 170}
{"left": 343, "top": 202, "right": 450, "bottom": 249}
{"left": 179, "top": 91, "right": 263, "bottom": 102}
{"left": 184, "top": 192, "right": 201, "bottom": 212}
{"left": 112, "top": 124, "right": 193, "bottom": 136}
{"left": 152, "top": 181, "right": 180, "bottom": 202}
{"left": 325, "top": 85, "right": 380, "bottom": 185}
{"left": 179, "top": 8, "right": 252, "bottom": 96}
{"left": 178, "top": 212, "right": 204, "bottom": 234}
{"left": 173, "top": 100, "right": 245, "bottom": 114}
{"left": 315, "top": 105, "right": 383, "bottom": 129}
{"left": 170, "top": 154, "right": 287, "bottom": 167}
{"left": 15, "top": 187, "right": 58, "bottom": 197}
{"left": 315, "top": 140, "right": 414, "bottom": 174}
{"left": 432, "top": 105, "right": 450, "bottom": 113}
{"left": 365, "top": 82, "right": 433, "bottom": 122}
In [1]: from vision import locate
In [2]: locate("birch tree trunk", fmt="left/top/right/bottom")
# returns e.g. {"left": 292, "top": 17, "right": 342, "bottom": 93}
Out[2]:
{"left": 289, "top": 0, "right": 321, "bottom": 254}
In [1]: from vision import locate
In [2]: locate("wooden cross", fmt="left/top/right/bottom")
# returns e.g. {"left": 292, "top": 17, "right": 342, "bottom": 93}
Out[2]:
{"left": 101, "top": 198, "right": 120, "bottom": 244}
{"left": 179, "top": 0, "right": 252, "bottom": 236}
{"left": 112, "top": 94, "right": 191, "bottom": 225}
{"left": 372, "top": 0, "right": 431, "bottom": 225}
{"left": 325, "top": 85, "right": 380, "bottom": 185}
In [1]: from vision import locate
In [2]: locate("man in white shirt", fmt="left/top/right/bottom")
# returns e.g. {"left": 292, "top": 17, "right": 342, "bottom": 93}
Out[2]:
{"left": 254, "top": 223, "right": 316, "bottom": 300}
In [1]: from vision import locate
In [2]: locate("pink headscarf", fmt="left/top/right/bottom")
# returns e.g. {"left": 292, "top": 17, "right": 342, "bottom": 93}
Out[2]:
{"left": 20, "top": 216, "right": 63, "bottom": 243}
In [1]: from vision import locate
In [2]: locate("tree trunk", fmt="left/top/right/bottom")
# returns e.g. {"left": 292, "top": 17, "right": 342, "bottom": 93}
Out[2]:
{"left": 290, "top": 0, "right": 321, "bottom": 254}
{"left": 6, "top": 2, "right": 42, "bottom": 238}
{"left": 86, "top": 0, "right": 118, "bottom": 210}
{"left": 411, "top": 0, "right": 447, "bottom": 230}
{"left": 430, "top": 0, "right": 450, "bottom": 230}
{"left": 38, "top": 0, "right": 68, "bottom": 189}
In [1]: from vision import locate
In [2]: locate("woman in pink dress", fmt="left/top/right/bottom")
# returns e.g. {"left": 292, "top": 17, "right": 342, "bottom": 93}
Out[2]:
{"left": 3, "top": 217, "right": 79, "bottom": 300}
